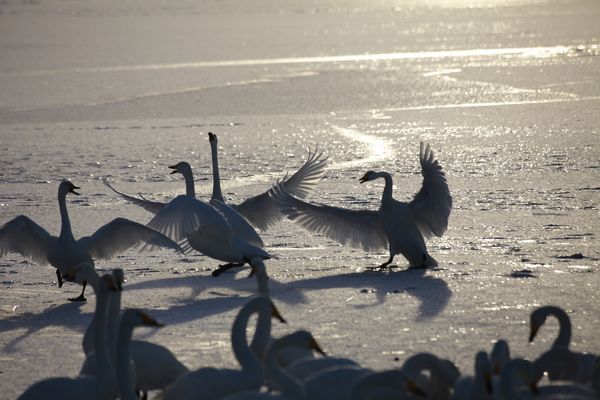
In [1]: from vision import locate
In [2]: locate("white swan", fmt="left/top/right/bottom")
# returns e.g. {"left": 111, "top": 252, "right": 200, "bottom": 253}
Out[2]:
{"left": 18, "top": 273, "right": 118, "bottom": 400}
{"left": 76, "top": 265, "right": 187, "bottom": 398}
{"left": 529, "top": 305, "right": 597, "bottom": 383}
{"left": 401, "top": 352, "right": 460, "bottom": 399}
{"left": 0, "top": 180, "right": 182, "bottom": 301}
{"left": 115, "top": 309, "right": 164, "bottom": 400}
{"left": 220, "top": 330, "right": 325, "bottom": 400}
{"left": 270, "top": 142, "right": 451, "bottom": 268}
{"left": 452, "top": 351, "right": 493, "bottom": 400}
{"left": 162, "top": 296, "right": 280, "bottom": 400}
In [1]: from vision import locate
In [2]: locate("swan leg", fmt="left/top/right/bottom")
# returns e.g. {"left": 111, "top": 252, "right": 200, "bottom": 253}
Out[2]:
{"left": 68, "top": 281, "right": 87, "bottom": 302}
{"left": 376, "top": 254, "right": 395, "bottom": 269}
{"left": 56, "top": 269, "right": 64, "bottom": 288}
{"left": 212, "top": 262, "right": 246, "bottom": 277}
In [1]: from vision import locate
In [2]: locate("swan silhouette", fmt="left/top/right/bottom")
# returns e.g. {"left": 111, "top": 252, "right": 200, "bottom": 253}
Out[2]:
{"left": 271, "top": 142, "right": 451, "bottom": 268}
{"left": 0, "top": 181, "right": 182, "bottom": 301}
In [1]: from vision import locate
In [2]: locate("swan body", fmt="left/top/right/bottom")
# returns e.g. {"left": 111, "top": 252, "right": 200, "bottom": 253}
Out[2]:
{"left": 220, "top": 330, "right": 324, "bottom": 400}
{"left": 18, "top": 274, "right": 118, "bottom": 400}
{"left": 303, "top": 365, "right": 372, "bottom": 400}
{"left": 271, "top": 142, "right": 451, "bottom": 268}
{"left": 162, "top": 296, "right": 278, "bottom": 400}
{"left": 349, "top": 369, "right": 407, "bottom": 400}
{"left": 208, "top": 132, "right": 327, "bottom": 231}
{"left": 0, "top": 181, "right": 182, "bottom": 300}
{"left": 285, "top": 357, "right": 359, "bottom": 382}
{"left": 529, "top": 306, "right": 597, "bottom": 383}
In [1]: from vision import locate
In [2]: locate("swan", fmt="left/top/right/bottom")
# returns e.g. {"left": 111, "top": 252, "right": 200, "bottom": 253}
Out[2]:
{"left": 533, "top": 348, "right": 582, "bottom": 382}
{"left": 529, "top": 306, "right": 597, "bottom": 383}
{"left": 499, "top": 358, "right": 596, "bottom": 400}
{"left": 452, "top": 351, "right": 493, "bottom": 400}
{"left": 284, "top": 357, "right": 360, "bottom": 383}
{"left": 115, "top": 309, "right": 164, "bottom": 400}
{"left": 161, "top": 296, "right": 282, "bottom": 400}
{"left": 270, "top": 142, "right": 451, "bottom": 269}
{"left": 401, "top": 352, "right": 460, "bottom": 399}
{"left": 303, "top": 364, "right": 372, "bottom": 400}
{"left": 207, "top": 132, "right": 327, "bottom": 231}
{"left": 76, "top": 265, "right": 187, "bottom": 399}
{"left": 0, "top": 180, "right": 182, "bottom": 301}
{"left": 17, "top": 273, "right": 119, "bottom": 400}
{"left": 490, "top": 339, "right": 510, "bottom": 375}
{"left": 219, "top": 330, "right": 325, "bottom": 400}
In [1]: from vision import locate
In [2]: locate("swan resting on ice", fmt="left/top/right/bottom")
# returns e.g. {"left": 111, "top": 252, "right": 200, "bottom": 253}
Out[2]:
{"left": 0, "top": 180, "right": 182, "bottom": 301}
{"left": 271, "top": 142, "right": 451, "bottom": 269}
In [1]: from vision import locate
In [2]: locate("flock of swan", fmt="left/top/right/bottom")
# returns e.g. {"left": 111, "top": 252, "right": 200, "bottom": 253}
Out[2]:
{"left": 1, "top": 133, "right": 597, "bottom": 398}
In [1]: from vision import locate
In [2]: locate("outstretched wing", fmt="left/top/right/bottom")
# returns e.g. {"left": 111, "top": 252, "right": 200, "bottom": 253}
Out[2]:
{"left": 102, "top": 178, "right": 167, "bottom": 215}
{"left": 80, "top": 217, "right": 182, "bottom": 259}
{"left": 0, "top": 215, "right": 55, "bottom": 264}
{"left": 210, "top": 199, "right": 264, "bottom": 248}
{"left": 409, "top": 142, "right": 452, "bottom": 238}
{"left": 234, "top": 149, "right": 328, "bottom": 231}
{"left": 270, "top": 185, "right": 388, "bottom": 252}
{"left": 147, "top": 195, "right": 233, "bottom": 247}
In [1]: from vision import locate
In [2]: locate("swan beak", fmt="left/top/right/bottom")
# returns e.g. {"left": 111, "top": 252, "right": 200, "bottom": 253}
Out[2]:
{"left": 168, "top": 165, "right": 179, "bottom": 174}
{"left": 309, "top": 336, "right": 326, "bottom": 357}
{"left": 358, "top": 174, "right": 369, "bottom": 184}
{"left": 270, "top": 301, "right": 287, "bottom": 324}
{"left": 208, "top": 132, "right": 216, "bottom": 142}
{"left": 140, "top": 311, "right": 164, "bottom": 328}
{"left": 71, "top": 185, "right": 81, "bottom": 195}
{"left": 528, "top": 324, "right": 540, "bottom": 342}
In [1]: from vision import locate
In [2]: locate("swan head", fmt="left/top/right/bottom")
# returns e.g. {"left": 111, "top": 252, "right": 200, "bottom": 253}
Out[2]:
{"left": 168, "top": 162, "right": 192, "bottom": 176}
{"left": 208, "top": 131, "right": 218, "bottom": 144}
{"left": 110, "top": 268, "right": 125, "bottom": 291}
{"left": 359, "top": 171, "right": 378, "bottom": 184}
{"left": 59, "top": 180, "right": 80, "bottom": 196}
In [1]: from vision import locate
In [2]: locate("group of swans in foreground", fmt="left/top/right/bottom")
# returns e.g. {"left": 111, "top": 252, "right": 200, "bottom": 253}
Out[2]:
{"left": 18, "top": 267, "right": 600, "bottom": 400}
{"left": 0, "top": 134, "right": 453, "bottom": 300}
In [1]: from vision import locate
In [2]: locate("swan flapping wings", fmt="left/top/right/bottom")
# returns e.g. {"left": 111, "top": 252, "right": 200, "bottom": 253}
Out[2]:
{"left": 0, "top": 215, "right": 56, "bottom": 265}
{"left": 103, "top": 178, "right": 167, "bottom": 214}
{"left": 409, "top": 142, "right": 452, "bottom": 238}
{"left": 233, "top": 149, "right": 328, "bottom": 231}
{"left": 269, "top": 184, "right": 388, "bottom": 252}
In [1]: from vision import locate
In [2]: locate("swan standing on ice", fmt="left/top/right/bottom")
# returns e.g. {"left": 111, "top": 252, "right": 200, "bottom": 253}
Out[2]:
{"left": 271, "top": 142, "right": 451, "bottom": 268}
{"left": 162, "top": 296, "right": 285, "bottom": 400}
{"left": 207, "top": 132, "right": 328, "bottom": 231}
{"left": 18, "top": 273, "right": 119, "bottom": 400}
{"left": 0, "top": 181, "right": 182, "bottom": 301}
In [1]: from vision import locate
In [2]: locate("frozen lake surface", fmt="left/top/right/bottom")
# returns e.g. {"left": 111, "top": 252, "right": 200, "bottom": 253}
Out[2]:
{"left": 0, "top": 0, "right": 599, "bottom": 398}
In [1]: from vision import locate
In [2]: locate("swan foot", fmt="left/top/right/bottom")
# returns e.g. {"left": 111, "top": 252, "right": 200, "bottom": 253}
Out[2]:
{"left": 212, "top": 263, "right": 245, "bottom": 277}
{"left": 68, "top": 294, "right": 87, "bottom": 302}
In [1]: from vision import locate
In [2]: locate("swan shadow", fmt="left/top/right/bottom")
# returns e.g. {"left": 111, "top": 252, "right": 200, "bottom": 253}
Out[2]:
{"left": 1, "top": 301, "right": 88, "bottom": 351}
{"left": 124, "top": 271, "right": 308, "bottom": 305}
{"left": 268, "top": 267, "right": 452, "bottom": 321}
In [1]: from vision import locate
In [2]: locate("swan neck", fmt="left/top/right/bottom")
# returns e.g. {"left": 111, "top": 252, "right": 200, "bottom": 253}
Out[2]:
{"left": 94, "top": 283, "right": 116, "bottom": 389}
{"left": 107, "top": 289, "right": 121, "bottom": 362}
{"left": 58, "top": 188, "right": 74, "bottom": 240}
{"left": 379, "top": 172, "right": 394, "bottom": 204}
{"left": 210, "top": 140, "right": 224, "bottom": 201}
{"left": 249, "top": 295, "right": 271, "bottom": 359}
{"left": 181, "top": 168, "right": 196, "bottom": 198}
{"left": 231, "top": 300, "right": 265, "bottom": 375}
{"left": 550, "top": 307, "right": 571, "bottom": 348}
{"left": 116, "top": 318, "right": 137, "bottom": 400}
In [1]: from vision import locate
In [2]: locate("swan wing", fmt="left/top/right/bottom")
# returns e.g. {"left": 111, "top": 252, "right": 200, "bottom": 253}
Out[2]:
{"left": 409, "top": 142, "right": 452, "bottom": 238}
{"left": 210, "top": 199, "right": 264, "bottom": 248}
{"left": 234, "top": 149, "right": 328, "bottom": 231}
{"left": 0, "top": 215, "right": 55, "bottom": 264}
{"left": 102, "top": 178, "right": 167, "bottom": 214}
{"left": 270, "top": 185, "right": 387, "bottom": 252}
{"left": 80, "top": 218, "right": 182, "bottom": 259}
{"left": 147, "top": 195, "right": 233, "bottom": 246}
